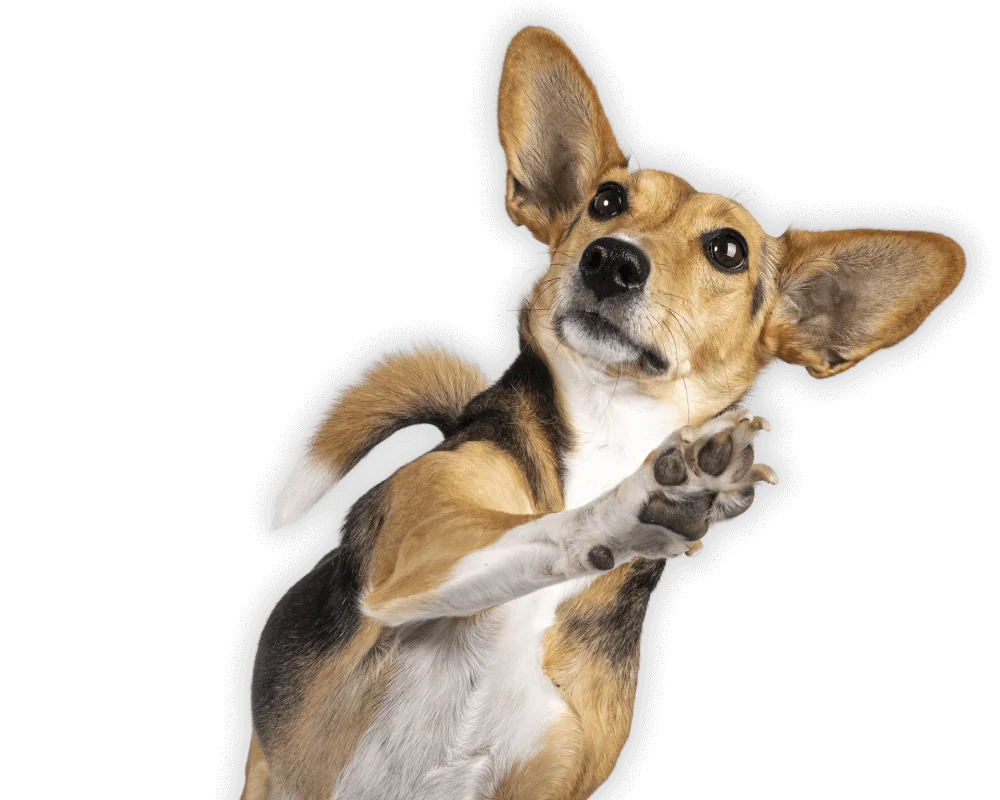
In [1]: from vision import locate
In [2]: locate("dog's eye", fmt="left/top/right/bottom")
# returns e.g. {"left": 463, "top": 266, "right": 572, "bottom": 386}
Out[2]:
{"left": 589, "top": 182, "right": 628, "bottom": 220}
{"left": 702, "top": 229, "right": 749, "bottom": 273}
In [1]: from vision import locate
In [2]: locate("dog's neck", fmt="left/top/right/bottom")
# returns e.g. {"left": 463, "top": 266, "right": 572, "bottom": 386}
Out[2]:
{"left": 546, "top": 350, "right": 697, "bottom": 509}
{"left": 523, "top": 314, "right": 727, "bottom": 510}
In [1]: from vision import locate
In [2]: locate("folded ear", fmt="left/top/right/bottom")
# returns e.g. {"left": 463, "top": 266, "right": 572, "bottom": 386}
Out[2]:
{"left": 764, "top": 229, "right": 964, "bottom": 378}
{"left": 498, "top": 27, "right": 627, "bottom": 244}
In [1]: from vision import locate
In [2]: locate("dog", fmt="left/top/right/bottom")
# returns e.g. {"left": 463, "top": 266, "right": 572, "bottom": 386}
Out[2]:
{"left": 242, "top": 26, "right": 964, "bottom": 800}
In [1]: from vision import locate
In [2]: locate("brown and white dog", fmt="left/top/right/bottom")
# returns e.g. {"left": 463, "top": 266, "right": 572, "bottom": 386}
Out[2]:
{"left": 243, "top": 26, "right": 964, "bottom": 800}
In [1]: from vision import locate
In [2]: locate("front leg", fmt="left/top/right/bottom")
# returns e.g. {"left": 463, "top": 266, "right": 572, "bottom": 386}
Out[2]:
{"left": 362, "top": 413, "right": 776, "bottom": 626}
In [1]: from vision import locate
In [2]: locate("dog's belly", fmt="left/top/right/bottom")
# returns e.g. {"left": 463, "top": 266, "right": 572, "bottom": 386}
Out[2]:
{"left": 332, "top": 578, "right": 590, "bottom": 800}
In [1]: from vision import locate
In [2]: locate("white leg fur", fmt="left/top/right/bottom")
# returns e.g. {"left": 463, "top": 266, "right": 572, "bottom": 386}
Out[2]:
{"left": 362, "top": 475, "right": 682, "bottom": 627}
{"left": 272, "top": 455, "right": 337, "bottom": 528}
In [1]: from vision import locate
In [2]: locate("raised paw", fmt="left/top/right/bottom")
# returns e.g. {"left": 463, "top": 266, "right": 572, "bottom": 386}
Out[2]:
{"left": 635, "top": 413, "right": 776, "bottom": 556}
{"left": 569, "top": 413, "right": 777, "bottom": 575}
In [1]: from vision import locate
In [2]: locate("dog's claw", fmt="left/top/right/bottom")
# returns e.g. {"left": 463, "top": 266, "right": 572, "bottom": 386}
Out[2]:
{"left": 685, "top": 540, "right": 703, "bottom": 557}
{"left": 750, "top": 464, "right": 778, "bottom": 485}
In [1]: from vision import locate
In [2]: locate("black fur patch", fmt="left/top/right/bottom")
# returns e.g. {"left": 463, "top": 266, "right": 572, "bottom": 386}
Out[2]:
{"left": 559, "top": 211, "right": 584, "bottom": 245}
{"left": 251, "top": 481, "right": 390, "bottom": 746}
{"left": 562, "top": 557, "right": 666, "bottom": 673}
{"left": 750, "top": 277, "right": 765, "bottom": 319}
{"left": 438, "top": 335, "right": 570, "bottom": 509}
{"left": 639, "top": 348, "right": 668, "bottom": 375}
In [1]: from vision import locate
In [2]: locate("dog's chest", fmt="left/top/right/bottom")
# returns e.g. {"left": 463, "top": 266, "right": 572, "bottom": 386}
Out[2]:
{"left": 560, "top": 379, "right": 686, "bottom": 509}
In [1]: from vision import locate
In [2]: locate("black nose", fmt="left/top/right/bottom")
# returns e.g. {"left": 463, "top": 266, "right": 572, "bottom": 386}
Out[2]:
{"left": 579, "top": 237, "right": 651, "bottom": 301}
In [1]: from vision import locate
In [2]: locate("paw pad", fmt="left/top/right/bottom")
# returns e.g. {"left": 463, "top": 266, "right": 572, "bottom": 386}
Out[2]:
{"left": 639, "top": 490, "right": 715, "bottom": 540}
{"left": 696, "top": 431, "right": 733, "bottom": 477}
{"left": 653, "top": 447, "right": 687, "bottom": 486}
{"left": 636, "top": 413, "right": 777, "bottom": 553}
{"left": 587, "top": 545, "right": 615, "bottom": 571}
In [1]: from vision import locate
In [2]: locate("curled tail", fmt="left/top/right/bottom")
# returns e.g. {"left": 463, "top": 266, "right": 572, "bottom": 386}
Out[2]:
{"left": 272, "top": 347, "right": 489, "bottom": 527}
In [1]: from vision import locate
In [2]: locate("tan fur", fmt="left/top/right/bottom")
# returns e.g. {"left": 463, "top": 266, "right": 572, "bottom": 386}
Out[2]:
{"left": 493, "top": 563, "right": 653, "bottom": 799}
{"left": 240, "top": 732, "right": 270, "bottom": 800}
{"left": 363, "top": 442, "right": 539, "bottom": 618}
{"left": 523, "top": 170, "right": 776, "bottom": 417}
{"left": 309, "top": 347, "right": 488, "bottom": 477}
{"left": 264, "top": 620, "right": 392, "bottom": 800}
{"left": 545, "top": 566, "right": 648, "bottom": 794}
{"left": 492, "top": 716, "right": 586, "bottom": 800}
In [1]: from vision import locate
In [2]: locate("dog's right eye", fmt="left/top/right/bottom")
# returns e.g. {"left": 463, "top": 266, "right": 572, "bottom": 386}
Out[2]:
{"left": 589, "top": 182, "right": 628, "bottom": 220}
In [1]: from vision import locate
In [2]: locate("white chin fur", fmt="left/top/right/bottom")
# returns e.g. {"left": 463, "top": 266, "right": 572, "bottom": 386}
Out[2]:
{"left": 272, "top": 457, "right": 337, "bottom": 528}
{"left": 560, "top": 318, "right": 636, "bottom": 365}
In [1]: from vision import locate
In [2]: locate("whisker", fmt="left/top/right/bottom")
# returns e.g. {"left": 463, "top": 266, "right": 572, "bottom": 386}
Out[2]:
{"left": 621, "top": 142, "right": 641, "bottom": 172}
{"left": 681, "top": 372, "right": 690, "bottom": 423}
{"left": 604, "top": 372, "right": 621, "bottom": 417}
{"left": 653, "top": 291, "right": 695, "bottom": 310}
{"left": 650, "top": 300, "right": 696, "bottom": 347}
{"left": 720, "top": 348, "right": 735, "bottom": 407}
{"left": 649, "top": 298, "right": 695, "bottom": 329}
{"left": 641, "top": 307, "right": 690, "bottom": 424}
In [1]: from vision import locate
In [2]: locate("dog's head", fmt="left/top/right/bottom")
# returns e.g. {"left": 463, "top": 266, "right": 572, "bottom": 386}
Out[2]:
{"left": 499, "top": 28, "right": 963, "bottom": 418}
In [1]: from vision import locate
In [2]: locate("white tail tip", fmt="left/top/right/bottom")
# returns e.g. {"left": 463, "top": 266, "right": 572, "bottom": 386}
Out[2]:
{"left": 272, "top": 457, "right": 337, "bottom": 528}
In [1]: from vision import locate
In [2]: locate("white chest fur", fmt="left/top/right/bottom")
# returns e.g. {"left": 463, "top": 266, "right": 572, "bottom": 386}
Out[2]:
{"left": 333, "top": 364, "right": 689, "bottom": 799}
{"left": 554, "top": 358, "right": 689, "bottom": 509}
{"left": 333, "top": 584, "right": 584, "bottom": 800}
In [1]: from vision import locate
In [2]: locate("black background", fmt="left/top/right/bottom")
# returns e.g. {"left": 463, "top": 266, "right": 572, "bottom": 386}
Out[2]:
{"left": 215, "top": 6, "right": 998, "bottom": 800}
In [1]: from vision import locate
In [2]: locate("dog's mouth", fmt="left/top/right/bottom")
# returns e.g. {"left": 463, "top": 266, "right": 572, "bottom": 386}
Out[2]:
{"left": 556, "top": 310, "right": 667, "bottom": 374}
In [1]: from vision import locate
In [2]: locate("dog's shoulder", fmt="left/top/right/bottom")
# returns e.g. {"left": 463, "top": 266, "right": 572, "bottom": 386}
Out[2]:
{"left": 441, "top": 343, "right": 570, "bottom": 514}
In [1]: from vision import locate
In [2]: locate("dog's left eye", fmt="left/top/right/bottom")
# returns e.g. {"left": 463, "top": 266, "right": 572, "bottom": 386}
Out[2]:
{"left": 702, "top": 229, "right": 749, "bottom": 273}
{"left": 589, "top": 182, "right": 628, "bottom": 220}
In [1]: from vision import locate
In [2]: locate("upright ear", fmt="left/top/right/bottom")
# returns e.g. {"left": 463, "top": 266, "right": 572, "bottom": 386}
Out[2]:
{"left": 498, "top": 27, "right": 627, "bottom": 244}
{"left": 764, "top": 229, "right": 965, "bottom": 378}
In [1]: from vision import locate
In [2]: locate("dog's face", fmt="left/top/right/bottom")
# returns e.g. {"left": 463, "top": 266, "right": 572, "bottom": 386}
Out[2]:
{"left": 545, "top": 167, "right": 773, "bottom": 391}
{"left": 498, "top": 28, "right": 963, "bottom": 419}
